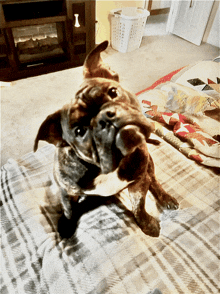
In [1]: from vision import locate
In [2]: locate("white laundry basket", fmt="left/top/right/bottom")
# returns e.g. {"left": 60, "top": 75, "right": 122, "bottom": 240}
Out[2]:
{"left": 110, "top": 7, "right": 150, "bottom": 53}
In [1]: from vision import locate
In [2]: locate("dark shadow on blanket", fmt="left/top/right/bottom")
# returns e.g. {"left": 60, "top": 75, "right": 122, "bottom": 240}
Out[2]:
{"left": 57, "top": 195, "right": 134, "bottom": 239}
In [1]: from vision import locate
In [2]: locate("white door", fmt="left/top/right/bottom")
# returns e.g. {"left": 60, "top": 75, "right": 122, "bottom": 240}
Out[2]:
{"left": 167, "top": 0, "right": 214, "bottom": 46}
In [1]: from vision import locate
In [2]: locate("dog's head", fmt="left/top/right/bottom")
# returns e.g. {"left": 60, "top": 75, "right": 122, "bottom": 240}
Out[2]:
{"left": 34, "top": 41, "right": 153, "bottom": 169}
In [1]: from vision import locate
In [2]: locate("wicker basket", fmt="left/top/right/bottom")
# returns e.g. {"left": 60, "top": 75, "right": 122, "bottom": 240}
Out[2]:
{"left": 110, "top": 7, "right": 150, "bottom": 53}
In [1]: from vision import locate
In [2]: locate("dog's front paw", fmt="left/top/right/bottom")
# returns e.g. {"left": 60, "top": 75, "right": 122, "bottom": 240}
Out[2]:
{"left": 140, "top": 216, "right": 160, "bottom": 237}
{"left": 158, "top": 193, "right": 179, "bottom": 210}
{"left": 116, "top": 125, "right": 146, "bottom": 156}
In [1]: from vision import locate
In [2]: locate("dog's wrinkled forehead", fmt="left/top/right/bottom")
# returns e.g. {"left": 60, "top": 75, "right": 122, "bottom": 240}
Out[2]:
{"left": 61, "top": 102, "right": 90, "bottom": 129}
{"left": 75, "top": 78, "right": 141, "bottom": 112}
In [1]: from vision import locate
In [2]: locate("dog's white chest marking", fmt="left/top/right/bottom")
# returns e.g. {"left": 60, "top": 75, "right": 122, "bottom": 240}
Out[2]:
{"left": 84, "top": 168, "right": 133, "bottom": 197}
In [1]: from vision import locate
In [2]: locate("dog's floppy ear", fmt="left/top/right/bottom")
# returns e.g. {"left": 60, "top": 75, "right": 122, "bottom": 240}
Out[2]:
{"left": 34, "top": 110, "right": 68, "bottom": 152}
{"left": 83, "top": 40, "right": 119, "bottom": 82}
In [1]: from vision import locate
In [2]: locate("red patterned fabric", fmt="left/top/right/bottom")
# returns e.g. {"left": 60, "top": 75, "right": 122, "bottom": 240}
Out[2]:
{"left": 142, "top": 100, "right": 220, "bottom": 167}
{"left": 149, "top": 108, "right": 217, "bottom": 146}
{"left": 136, "top": 67, "right": 185, "bottom": 96}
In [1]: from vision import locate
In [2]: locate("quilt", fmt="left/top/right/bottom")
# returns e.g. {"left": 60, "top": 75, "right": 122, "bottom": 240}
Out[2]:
{"left": 138, "top": 60, "right": 220, "bottom": 168}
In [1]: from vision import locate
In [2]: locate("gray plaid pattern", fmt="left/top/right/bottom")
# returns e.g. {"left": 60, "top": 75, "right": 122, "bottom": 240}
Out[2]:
{"left": 1, "top": 140, "right": 219, "bottom": 294}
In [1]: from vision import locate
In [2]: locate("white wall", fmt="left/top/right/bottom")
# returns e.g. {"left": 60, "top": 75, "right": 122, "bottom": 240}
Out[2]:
{"left": 144, "top": 0, "right": 171, "bottom": 9}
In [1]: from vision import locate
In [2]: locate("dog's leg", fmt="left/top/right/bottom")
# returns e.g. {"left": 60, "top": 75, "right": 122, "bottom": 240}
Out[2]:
{"left": 148, "top": 155, "right": 179, "bottom": 209}
{"left": 128, "top": 174, "right": 160, "bottom": 237}
{"left": 58, "top": 187, "right": 81, "bottom": 238}
{"left": 60, "top": 187, "right": 80, "bottom": 219}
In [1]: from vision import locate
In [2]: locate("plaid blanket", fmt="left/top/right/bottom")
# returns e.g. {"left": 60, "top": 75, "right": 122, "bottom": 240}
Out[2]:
{"left": 1, "top": 139, "right": 219, "bottom": 294}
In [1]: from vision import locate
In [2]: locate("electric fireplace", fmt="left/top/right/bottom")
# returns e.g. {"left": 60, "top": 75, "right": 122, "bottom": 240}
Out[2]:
{"left": 12, "top": 23, "right": 67, "bottom": 65}
{"left": 0, "top": 0, "right": 95, "bottom": 81}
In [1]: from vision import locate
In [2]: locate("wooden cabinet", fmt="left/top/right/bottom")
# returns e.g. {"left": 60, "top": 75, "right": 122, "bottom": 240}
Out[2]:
{"left": 0, "top": 0, "right": 95, "bottom": 81}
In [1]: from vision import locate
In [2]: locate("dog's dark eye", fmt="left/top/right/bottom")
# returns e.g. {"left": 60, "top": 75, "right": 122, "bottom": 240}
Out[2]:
{"left": 108, "top": 87, "right": 118, "bottom": 98}
{"left": 75, "top": 126, "right": 87, "bottom": 137}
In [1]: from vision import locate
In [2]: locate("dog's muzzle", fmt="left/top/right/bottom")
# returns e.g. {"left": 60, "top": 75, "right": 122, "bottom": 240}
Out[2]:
{"left": 92, "top": 102, "right": 152, "bottom": 138}
{"left": 91, "top": 102, "right": 152, "bottom": 161}
{"left": 92, "top": 103, "right": 130, "bottom": 130}
{"left": 92, "top": 104, "right": 126, "bottom": 149}
{"left": 95, "top": 108, "right": 116, "bottom": 130}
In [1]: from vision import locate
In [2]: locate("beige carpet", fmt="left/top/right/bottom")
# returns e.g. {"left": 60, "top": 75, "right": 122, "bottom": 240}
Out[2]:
{"left": 1, "top": 35, "right": 219, "bottom": 166}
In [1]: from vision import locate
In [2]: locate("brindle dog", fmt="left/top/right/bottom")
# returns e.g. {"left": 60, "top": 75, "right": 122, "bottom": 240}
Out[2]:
{"left": 34, "top": 41, "right": 179, "bottom": 238}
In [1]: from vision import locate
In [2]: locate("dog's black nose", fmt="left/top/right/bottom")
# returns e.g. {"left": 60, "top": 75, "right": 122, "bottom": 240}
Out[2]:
{"left": 98, "top": 109, "right": 116, "bottom": 129}
{"left": 106, "top": 110, "right": 115, "bottom": 118}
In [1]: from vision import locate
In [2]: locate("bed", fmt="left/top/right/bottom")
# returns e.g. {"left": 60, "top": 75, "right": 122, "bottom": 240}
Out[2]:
{"left": 1, "top": 59, "right": 219, "bottom": 294}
